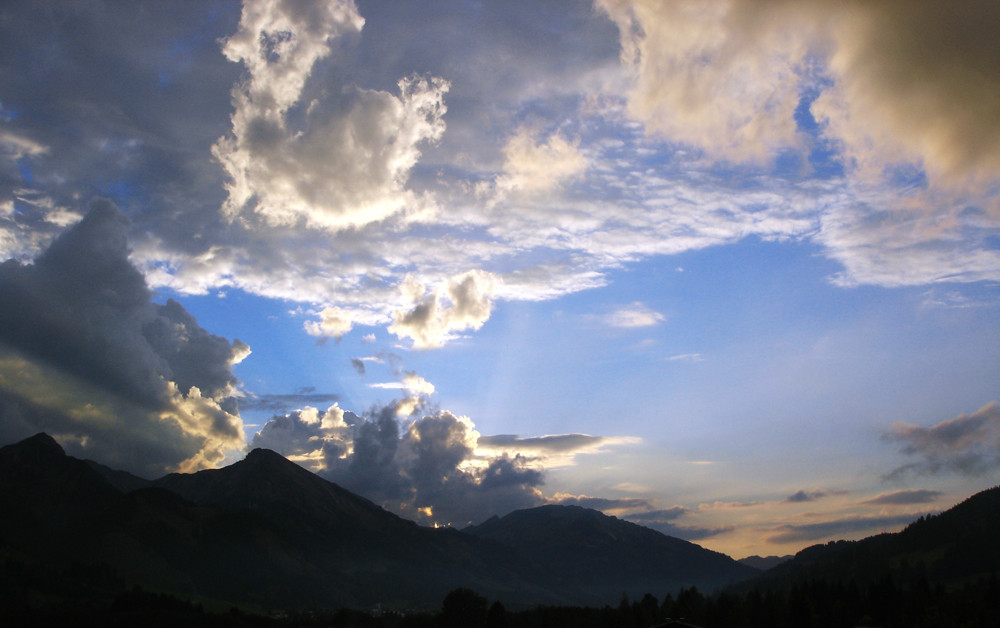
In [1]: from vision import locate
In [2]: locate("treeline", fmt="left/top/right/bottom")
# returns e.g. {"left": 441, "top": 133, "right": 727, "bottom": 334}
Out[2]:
{"left": 5, "top": 576, "right": 999, "bottom": 628}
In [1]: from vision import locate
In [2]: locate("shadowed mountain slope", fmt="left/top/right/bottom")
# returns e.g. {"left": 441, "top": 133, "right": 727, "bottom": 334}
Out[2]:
{"left": 465, "top": 504, "right": 757, "bottom": 601}
{"left": 734, "top": 485, "right": 1000, "bottom": 594}
{"left": 1, "top": 434, "right": 761, "bottom": 610}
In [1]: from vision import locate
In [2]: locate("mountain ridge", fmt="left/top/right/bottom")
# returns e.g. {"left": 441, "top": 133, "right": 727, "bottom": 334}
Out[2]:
{"left": 1, "top": 433, "right": 757, "bottom": 610}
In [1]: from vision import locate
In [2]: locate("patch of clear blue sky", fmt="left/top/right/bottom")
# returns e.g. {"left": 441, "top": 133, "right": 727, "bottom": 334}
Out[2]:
{"left": 406, "top": 237, "right": 999, "bottom": 448}
{"left": 166, "top": 228, "right": 1000, "bottom": 449}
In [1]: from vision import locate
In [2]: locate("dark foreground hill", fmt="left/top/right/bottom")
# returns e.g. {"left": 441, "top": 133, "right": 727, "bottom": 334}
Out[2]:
{"left": 0, "top": 433, "right": 755, "bottom": 612}
{"left": 734, "top": 484, "right": 1000, "bottom": 595}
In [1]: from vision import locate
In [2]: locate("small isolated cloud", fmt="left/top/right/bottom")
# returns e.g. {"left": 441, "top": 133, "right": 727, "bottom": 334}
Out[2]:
{"left": 786, "top": 489, "right": 830, "bottom": 503}
{"left": 884, "top": 402, "right": 1000, "bottom": 478}
{"left": 602, "top": 302, "right": 665, "bottom": 328}
{"left": 0, "top": 201, "right": 247, "bottom": 476}
{"left": 389, "top": 271, "right": 497, "bottom": 348}
{"left": 304, "top": 307, "right": 354, "bottom": 340}
{"left": 350, "top": 357, "right": 366, "bottom": 375}
{"left": 699, "top": 500, "right": 762, "bottom": 511}
{"left": 666, "top": 353, "right": 703, "bottom": 363}
{"left": 862, "top": 489, "right": 941, "bottom": 506}
{"left": 766, "top": 513, "right": 919, "bottom": 545}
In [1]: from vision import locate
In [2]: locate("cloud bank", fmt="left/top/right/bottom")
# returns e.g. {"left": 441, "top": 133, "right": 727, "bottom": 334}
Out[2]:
{"left": 4, "top": 0, "right": 998, "bottom": 355}
{"left": 251, "top": 401, "right": 545, "bottom": 525}
{"left": 0, "top": 201, "right": 248, "bottom": 476}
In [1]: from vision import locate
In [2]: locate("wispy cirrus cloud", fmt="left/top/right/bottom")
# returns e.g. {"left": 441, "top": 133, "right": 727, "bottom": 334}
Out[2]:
{"left": 238, "top": 388, "right": 341, "bottom": 413}
{"left": 766, "top": 513, "right": 920, "bottom": 545}
{"left": 862, "top": 489, "right": 941, "bottom": 506}
{"left": 601, "top": 302, "right": 665, "bottom": 328}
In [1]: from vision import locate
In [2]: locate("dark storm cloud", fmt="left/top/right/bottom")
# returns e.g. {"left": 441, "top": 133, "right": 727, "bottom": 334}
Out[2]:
{"left": 884, "top": 402, "right": 1000, "bottom": 479}
{"left": 250, "top": 401, "right": 545, "bottom": 525}
{"left": 0, "top": 200, "right": 247, "bottom": 476}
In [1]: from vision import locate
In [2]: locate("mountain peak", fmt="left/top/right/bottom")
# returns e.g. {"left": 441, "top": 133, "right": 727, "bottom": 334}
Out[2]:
{"left": 244, "top": 447, "right": 286, "bottom": 463}
{"left": 0, "top": 432, "right": 65, "bottom": 460}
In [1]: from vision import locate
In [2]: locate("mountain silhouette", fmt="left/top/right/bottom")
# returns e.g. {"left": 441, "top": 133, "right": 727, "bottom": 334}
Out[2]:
{"left": 465, "top": 504, "right": 757, "bottom": 601}
{"left": 0, "top": 433, "right": 772, "bottom": 611}
{"left": 735, "top": 485, "right": 1000, "bottom": 593}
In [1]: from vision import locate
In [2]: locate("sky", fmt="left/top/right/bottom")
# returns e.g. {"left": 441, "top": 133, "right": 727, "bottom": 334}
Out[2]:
{"left": 0, "top": 0, "right": 998, "bottom": 559}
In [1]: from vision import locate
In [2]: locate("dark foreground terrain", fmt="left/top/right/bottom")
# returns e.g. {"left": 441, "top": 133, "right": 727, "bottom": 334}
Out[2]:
{"left": 2, "top": 433, "right": 998, "bottom": 626}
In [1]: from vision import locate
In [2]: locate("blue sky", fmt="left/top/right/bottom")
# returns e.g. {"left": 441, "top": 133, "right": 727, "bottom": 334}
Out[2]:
{"left": 1, "top": 0, "right": 998, "bottom": 558}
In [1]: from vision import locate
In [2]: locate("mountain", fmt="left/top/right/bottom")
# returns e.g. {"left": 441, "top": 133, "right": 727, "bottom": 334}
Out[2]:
{"left": 736, "top": 485, "right": 1000, "bottom": 593}
{"left": 1, "top": 433, "right": 763, "bottom": 611}
{"left": 1, "top": 435, "right": 564, "bottom": 610}
{"left": 0, "top": 433, "right": 120, "bottom": 555}
{"left": 738, "top": 555, "right": 792, "bottom": 571}
{"left": 465, "top": 504, "right": 757, "bottom": 601}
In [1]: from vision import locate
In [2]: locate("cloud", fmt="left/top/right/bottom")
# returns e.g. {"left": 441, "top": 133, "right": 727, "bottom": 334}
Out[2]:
{"left": 496, "top": 129, "right": 588, "bottom": 193}
{"left": 350, "top": 357, "right": 366, "bottom": 375}
{"left": 766, "top": 513, "right": 920, "bottom": 545}
{"left": 602, "top": 302, "right": 665, "bottom": 328}
{"left": 597, "top": 0, "right": 1000, "bottom": 189}
{"left": 389, "top": 271, "right": 497, "bottom": 348}
{"left": 238, "top": 390, "right": 341, "bottom": 413}
{"left": 551, "top": 494, "right": 656, "bottom": 513}
{"left": 477, "top": 433, "right": 639, "bottom": 467}
{"left": 213, "top": 0, "right": 449, "bottom": 231}
{"left": 623, "top": 507, "right": 732, "bottom": 541}
{"left": 884, "top": 402, "right": 1000, "bottom": 478}
{"left": 624, "top": 506, "right": 688, "bottom": 521}
{"left": 369, "top": 371, "right": 436, "bottom": 396}
{"left": 0, "top": 201, "right": 247, "bottom": 476}
{"left": 597, "top": 0, "right": 805, "bottom": 164}
{"left": 785, "top": 489, "right": 829, "bottom": 503}
{"left": 251, "top": 402, "right": 546, "bottom": 525}
{"left": 862, "top": 489, "right": 941, "bottom": 506}
{"left": 304, "top": 307, "right": 354, "bottom": 339}
{"left": 666, "top": 353, "right": 703, "bottom": 363}
{"left": 2, "top": 0, "right": 997, "bottom": 357}
{"left": 479, "top": 433, "right": 607, "bottom": 453}
{"left": 597, "top": 0, "right": 1000, "bottom": 287}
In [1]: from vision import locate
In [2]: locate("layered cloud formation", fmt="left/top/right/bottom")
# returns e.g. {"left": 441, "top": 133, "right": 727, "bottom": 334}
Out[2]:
{"left": 0, "top": 201, "right": 248, "bottom": 476}
{"left": 3, "top": 0, "right": 997, "bottom": 347}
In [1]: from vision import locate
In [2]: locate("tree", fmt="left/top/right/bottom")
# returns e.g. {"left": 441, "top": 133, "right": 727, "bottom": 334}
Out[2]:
{"left": 440, "top": 587, "right": 488, "bottom": 628}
